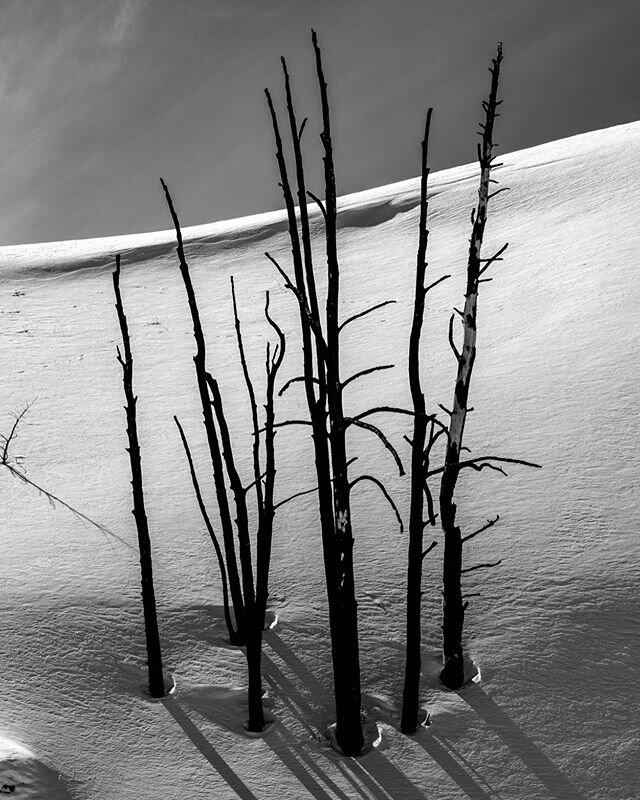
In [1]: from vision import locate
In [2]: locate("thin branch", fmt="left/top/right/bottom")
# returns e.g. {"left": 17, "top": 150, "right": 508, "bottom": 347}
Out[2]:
{"left": 1, "top": 401, "right": 131, "bottom": 547}
{"left": 461, "top": 559, "right": 502, "bottom": 574}
{"left": 230, "top": 276, "right": 263, "bottom": 512}
{"left": 350, "top": 406, "right": 415, "bottom": 423}
{"left": 421, "top": 540, "right": 438, "bottom": 560}
{"left": 3, "top": 461, "right": 130, "bottom": 547}
{"left": 274, "top": 454, "right": 357, "bottom": 510}
{"left": 306, "top": 190, "right": 327, "bottom": 220}
{"left": 338, "top": 300, "right": 397, "bottom": 334}
{"left": 478, "top": 242, "right": 509, "bottom": 277}
{"left": 278, "top": 375, "right": 321, "bottom": 397}
{"left": 273, "top": 484, "right": 319, "bottom": 511}
{"left": 341, "top": 364, "right": 394, "bottom": 391}
{"left": 1, "top": 401, "right": 34, "bottom": 465}
{"left": 349, "top": 474, "right": 404, "bottom": 533}
{"left": 427, "top": 455, "right": 542, "bottom": 478}
{"left": 461, "top": 514, "right": 500, "bottom": 544}
{"left": 346, "top": 417, "right": 405, "bottom": 476}
{"left": 174, "top": 416, "right": 233, "bottom": 634}
{"left": 266, "top": 251, "right": 328, "bottom": 359}
{"left": 264, "top": 290, "right": 287, "bottom": 374}
{"left": 487, "top": 187, "right": 510, "bottom": 201}
{"left": 270, "top": 419, "right": 315, "bottom": 431}
{"left": 424, "top": 274, "right": 451, "bottom": 295}
{"left": 448, "top": 314, "right": 461, "bottom": 361}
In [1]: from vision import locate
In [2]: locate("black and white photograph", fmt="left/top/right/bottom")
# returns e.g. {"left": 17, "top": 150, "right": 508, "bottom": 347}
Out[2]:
{"left": 0, "top": 1, "right": 638, "bottom": 797}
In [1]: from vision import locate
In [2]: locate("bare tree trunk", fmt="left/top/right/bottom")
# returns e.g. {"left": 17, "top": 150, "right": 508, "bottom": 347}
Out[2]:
{"left": 264, "top": 32, "right": 364, "bottom": 755}
{"left": 439, "top": 45, "right": 504, "bottom": 690}
{"left": 161, "top": 181, "right": 246, "bottom": 645}
{"left": 113, "top": 256, "right": 166, "bottom": 698}
{"left": 225, "top": 284, "right": 285, "bottom": 733}
{"left": 174, "top": 415, "right": 235, "bottom": 640}
{"left": 401, "top": 109, "right": 439, "bottom": 733}
{"left": 312, "top": 30, "right": 364, "bottom": 757}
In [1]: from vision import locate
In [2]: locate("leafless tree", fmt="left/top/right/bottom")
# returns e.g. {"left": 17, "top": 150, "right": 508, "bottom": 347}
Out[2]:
{"left": 436, "top": 44, "right": 540, "bottom": 690}
{"left": 161, "top": 180, "right": 246, "bottom": 646}
{"left": 265, "top": 31, "right": 405, "bottom": 756}
{"left": 400, "top": 108, "right": 447, "bottom": 733}
{"left": 113, "top": 256, "right": 166, "bottom": 698}
{"left": 162, "top": 182, "right": 286, "bottom": 731}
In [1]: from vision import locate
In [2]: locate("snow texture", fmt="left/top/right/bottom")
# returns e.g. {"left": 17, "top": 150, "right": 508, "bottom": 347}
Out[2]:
{"left": 1, "top": 121, "right": 639, "bottom": 799}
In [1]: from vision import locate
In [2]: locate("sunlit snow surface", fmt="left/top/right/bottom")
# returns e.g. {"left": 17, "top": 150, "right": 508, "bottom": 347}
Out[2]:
{"left": 1, "top": 122, "right": 639, "bottom": 799}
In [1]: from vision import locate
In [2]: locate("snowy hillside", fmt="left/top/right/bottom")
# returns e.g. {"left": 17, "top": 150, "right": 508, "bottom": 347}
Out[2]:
{"left": 1, "top": 120, "right": 638, "bottom": 799}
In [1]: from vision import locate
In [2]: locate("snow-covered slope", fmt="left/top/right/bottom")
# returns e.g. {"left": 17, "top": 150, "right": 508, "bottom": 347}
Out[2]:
{"left": 1, "top": 121, "right": 638, "bottom": 799}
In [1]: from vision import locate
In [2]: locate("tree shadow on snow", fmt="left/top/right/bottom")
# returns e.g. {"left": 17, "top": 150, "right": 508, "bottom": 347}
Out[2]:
{"left": 461, "top": 683, "right": 587, "bottom": 800}
{"left": 262, "top": 631, "right": 426, "bottom": 800}
{"left": 161, "top": 696, "right": 260, "bottom": 800}
{"left": 414, "top": 730, "right": 502, "bottom": 800}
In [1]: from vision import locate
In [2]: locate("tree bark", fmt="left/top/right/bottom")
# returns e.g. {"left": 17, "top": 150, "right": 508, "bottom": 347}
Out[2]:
{"left": 161, "top": 180, "right": 246, "bottom": 645}
{"left": 401, "top": 109, "right": 433, "bottom": 733}
{"left": 113, "top": 256, "right": 166, "bottom": 698}
{"left": 265, "top": 32, "right": 364, "bottom": 755}
{"left": 440, "top": 44, "right": 503, "bottom": 690}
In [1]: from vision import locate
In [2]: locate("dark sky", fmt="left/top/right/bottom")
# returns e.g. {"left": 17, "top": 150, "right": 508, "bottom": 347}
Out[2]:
{"left": 1, "top": 0, "right": 638, "bottom": 245}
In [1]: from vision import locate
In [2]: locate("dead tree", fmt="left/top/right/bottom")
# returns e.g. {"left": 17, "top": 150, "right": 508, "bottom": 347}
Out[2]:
{"left": 1, "top": 402, "right": 128, "bottom": 545}
{"left": 161, "top": 180, "right": 246, "bottom": 646}
{"left": 438, "top": 44, "right": 540, "bottom": 689}
{"left": 113, "top": 256, "right": 166, "bottom": 698}
{"left": 161, "top": 182, "right": 286, "bottom": 729}
{"left": 265, "top": 31, "right": 405, "bottom": 756}
{"left": 400, "top": 109, "right": 447, "bottom": 733}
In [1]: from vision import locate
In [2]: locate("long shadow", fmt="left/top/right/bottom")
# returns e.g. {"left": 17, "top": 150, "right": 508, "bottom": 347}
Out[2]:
{"left": 414, "top": 732, "right": 496, "bottom": 800}
{"left": 162, "top": 696, "right": 260, "bottom": 800}
{"left": 461, "top": 684, "right": 587, "bottom": 800}
{"left": 264, "top": 726, "right": 354, "bottom": 800}
{"left": 263, "top": 632, "right": 426, "bottom": 799}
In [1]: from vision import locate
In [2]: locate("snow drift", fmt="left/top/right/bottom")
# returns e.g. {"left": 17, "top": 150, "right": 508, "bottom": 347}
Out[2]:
{"left": 0, "top": 120, "right": 638, "bottom": 799}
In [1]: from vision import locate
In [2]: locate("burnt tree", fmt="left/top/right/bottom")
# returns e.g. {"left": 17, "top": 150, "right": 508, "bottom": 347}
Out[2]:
{"left": 265, "top": 31, "right": 405, "bottom": 756}
{"left": 113, "top": 255, "right": 166, "bottom": 698}
{"left": 162, "top": 181, "right": 286, "bottom": 730}
{"left": 400, "top": 108, "right": 447, "bottom": 733}
{"left": 437, "top": 44, "right": 540, "bottom": 689}
{"left": 161, "top": 180, "right": 246, "bottom": 646}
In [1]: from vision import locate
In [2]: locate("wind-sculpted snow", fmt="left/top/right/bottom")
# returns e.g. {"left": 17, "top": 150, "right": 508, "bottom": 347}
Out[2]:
{"left": 0, "top": 121, "right": 639, "bottom": 798}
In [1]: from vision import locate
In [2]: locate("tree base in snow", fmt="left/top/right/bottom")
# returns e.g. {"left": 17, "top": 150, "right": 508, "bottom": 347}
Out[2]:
{"left": 440, "top": 655, "right": 480, "bottom": 690}
{"left": 326, "top": 716, "right": 382, "bottom": 756}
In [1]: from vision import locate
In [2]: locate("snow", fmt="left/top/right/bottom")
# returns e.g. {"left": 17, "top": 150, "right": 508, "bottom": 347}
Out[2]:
{"left": 1, "top": 119, "right": 639, "bottom": 799}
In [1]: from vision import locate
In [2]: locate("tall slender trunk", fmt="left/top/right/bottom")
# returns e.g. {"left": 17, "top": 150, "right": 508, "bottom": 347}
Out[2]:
{"left": 113, "top": 257, "right": 165, "bottom": 698}
{"left": 440, "top": 45, "right": 503, "bottom": 690}
{"left": 264, "top": 32, "right": 364, "bottom": 755}
{"left": 401, "top": 109, "right": 433, "bottom": 733}
{"left": 161, "top": 181, "right": 246, "bottom": 644}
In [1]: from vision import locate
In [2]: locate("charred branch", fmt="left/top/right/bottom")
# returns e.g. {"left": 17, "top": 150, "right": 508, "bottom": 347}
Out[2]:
{"left": 349, "top": 474, "right": 404, "bottom": 533}
{"left": 338, "top": 299, "right": 397, "bottom": 333}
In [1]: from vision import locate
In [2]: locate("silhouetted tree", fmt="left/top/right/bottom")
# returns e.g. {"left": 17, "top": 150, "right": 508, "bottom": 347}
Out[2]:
{"left": 265, "top": 31, "right": 404, "bottom": 756}
{"left": 113, "top": 255, "right": 166, "bottom": 698}
{"left": 435, "top": 44, "right": 540, "bottom": 689}
{"left": 161, "top": 180, "right": 246, "bottom": 646}
{"left": 162, "top": 182, "right": 286, "bottom": 731}
{"left": 400, "top": 108, "right": 447, "bottom": 733}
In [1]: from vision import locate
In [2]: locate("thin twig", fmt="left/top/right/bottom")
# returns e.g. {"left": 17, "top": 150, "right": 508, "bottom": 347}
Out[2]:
{"left": 461, "top": 514, "right": 500, "bottom": 544}
{"left": 461, "top": 559, "right": 502, "bottom": 574}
